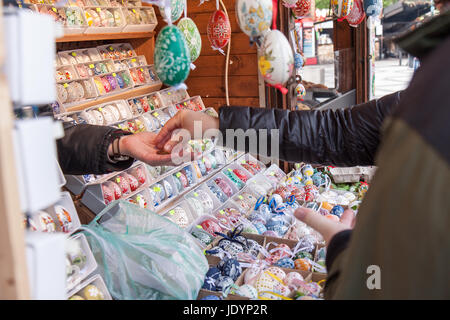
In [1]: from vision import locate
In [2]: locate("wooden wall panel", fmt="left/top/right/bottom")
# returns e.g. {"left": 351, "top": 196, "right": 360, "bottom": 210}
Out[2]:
{"left": 155, "top": 0, "right": 261, "bottom": 111}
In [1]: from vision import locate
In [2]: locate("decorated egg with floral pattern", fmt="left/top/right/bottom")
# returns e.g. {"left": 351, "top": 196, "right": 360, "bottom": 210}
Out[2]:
{"left": 159, "top": 0, "right": 185, "bottom": 23}
{"left": 258, "top": 30, "right": 294, "bottom": 93}
{"left": 154, "top": 25, "right": 191, "bottom": 86}
{"left": 235, "top": 0, "right": 272, "bottom": 41}
{"left": 177, "top": 17, "right": 202, "bottom": 63}
{"left": 293, "top": 0, "right": 312, "bottom": 17}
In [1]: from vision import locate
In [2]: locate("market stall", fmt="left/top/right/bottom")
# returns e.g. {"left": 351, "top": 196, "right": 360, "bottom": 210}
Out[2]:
{"left": 0, "top": 0, "right": 382, "bottom": 301}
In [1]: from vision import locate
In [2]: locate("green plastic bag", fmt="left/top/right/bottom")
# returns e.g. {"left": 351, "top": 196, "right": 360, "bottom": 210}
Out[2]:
{"left": 79, "top": 200, "right": 208, "bottom": 300}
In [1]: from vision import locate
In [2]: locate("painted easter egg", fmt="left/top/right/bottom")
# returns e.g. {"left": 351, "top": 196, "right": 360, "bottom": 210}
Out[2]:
{"left": 166, "top": 206, "right": 189, "bottom": 228}
{"left": 235, "top": 284, "right": 258, "bottom": 299}
{"left": 331, "top": 0, "right": 354, "bottom": 18}
{"left": 293, "top": 0, "right": 312, "bottom": 18}
{"left": 154, "top": 25, "right": 191, "bottom": 87}
{"left": 207, "top": 10, "right": 231, "bottom": 50}
{"left": 235, "top": 0, "right": 272, "bottom": 41}
{"left": 258, "top": 29, "right": 294, "bottom": 92}
{"left": 346, "top": 0, "right": 365, "bottom": 26}
{"left": 159, "top": 0, "right": 185, "bottom": 23}
{"left": 177, "top": 17, "right": 202, "bottom": 63}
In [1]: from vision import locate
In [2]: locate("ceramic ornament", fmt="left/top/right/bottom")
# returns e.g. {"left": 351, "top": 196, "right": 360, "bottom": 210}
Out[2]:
{"left": 235, "top": 0, "right": 273, "bottom": 42}
{"left": 331, "top": 0, "right": 354, "bottom": 19}
{"left": 345, "top": 0, "right": 365, "bottom": 27}
{"left": 154, "top": 25, "right": 191, "bottom": 87}
{"left": 292, "top": 0, "right": 312, "bottom": 18}
{"left": 207, "top": 9, "right": 231, "bottom": 55}
{"left": 177, "top": 17, "right": 202, "bottom": 62}
{"left": 258, "top": 29, "right": 294, "bottom": 94}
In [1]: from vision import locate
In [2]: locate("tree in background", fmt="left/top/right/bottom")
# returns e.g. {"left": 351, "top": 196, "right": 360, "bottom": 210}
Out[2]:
{"left": 314, "top": 0, "right": 402, "bottom": 10}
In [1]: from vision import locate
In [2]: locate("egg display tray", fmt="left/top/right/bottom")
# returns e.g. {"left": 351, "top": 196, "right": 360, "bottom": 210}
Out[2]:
{"left": 174, "top": 96, "right": 206, "bottom": 112}
{"left": 66, "top": 233, "right": 98, "bottom": 292}
{"left": 328, "top": 166, "right": 363, "bottom": 183}
{"left": 97, "top": 43, "right": 137, "bottom": 60}
{"left": 157, "top": 86, "right": 190, "bottom": 107}
{"left": 67, "top": 273, "right": 112, "bottom": 300}
{"left": 121, "top": 6, "right": 157, "bottom": 32}
{"left": 31, "top": 4, "right": 88, "bottom": 34}
{"left": 58, "top": 48, "right": 103, "bottom": 65}
{"left": 83, "top": 7, "right": 127, "bottom": 34}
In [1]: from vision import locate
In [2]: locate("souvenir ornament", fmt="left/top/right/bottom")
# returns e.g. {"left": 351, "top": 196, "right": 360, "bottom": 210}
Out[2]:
{"left": 294, "top": 258, "right": 311, "bottom": 271}
{"left": 207, "top": 8, "right": 231, "bottom": 55}
{"left": 345, "top": 0, "right": 365, "bottom": 27}
{"left": 54, "top": 205, "right": 73, "bottom": 233}
{"left": 295, "top": 83, "right": 306, "bottom": 101}
{"left": 258, "top": 29, "right": 294, "bottom": 94}
{"left": 177, "top": 17, "right": 202, "bottom": 63}
{"left": 154, "top": 25, "right": 191, "bottom": 87}
{"left": 102, "top": 184, "right": 114, "bottom": 204}
{"left": 292, "top": 0, "right": 312, "bottom": 17}
{"left": 235, "top": 0, "right": 273, "bottom": 42}
{"left": 331, "top": 0, "right": 354, "bottom": 19}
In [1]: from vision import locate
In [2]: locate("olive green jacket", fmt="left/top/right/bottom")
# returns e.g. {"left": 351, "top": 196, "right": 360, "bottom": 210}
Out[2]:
{"left": 325, "top": 12, "right": 450, "bottom": 299}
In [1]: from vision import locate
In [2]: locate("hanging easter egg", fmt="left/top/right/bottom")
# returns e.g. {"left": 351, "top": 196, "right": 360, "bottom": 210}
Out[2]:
{"left": 331, "top": 0, "right": 354, "bottom": 18}
{"left": 295, "top": 83, "right": 306, "bottom": 101}
{"left": 258, "top": 30, "right": 294, "bottom": 94}
{"left": 177, "top": 17, "right": 202, "bottom": 63}
{"left": 292, "top": 0, "right": 312, "bottom": 18}
{"left": 282, "top": 0, "right": 298, "bottom": 8}
{"left": 154, "top": 25, "right": 191, "bottom": 86}
{"left": 207, "top": 10, "right": 231, "bottom": 52}
{"left": 235, "top": 0, "right": 273, "bottom": 41}
{"left": 159, "top": 0, "right": 185, "bottom": 23}
{"left": 345, "top": 0, "right": 365, "bottom": 27}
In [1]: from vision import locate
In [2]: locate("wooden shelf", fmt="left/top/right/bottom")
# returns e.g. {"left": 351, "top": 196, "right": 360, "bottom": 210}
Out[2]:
{"left": 65, "top": 82, "right": 163, "bottom": 113}
{"left": 56, "top": 31, "right": 155, "bottom": 43}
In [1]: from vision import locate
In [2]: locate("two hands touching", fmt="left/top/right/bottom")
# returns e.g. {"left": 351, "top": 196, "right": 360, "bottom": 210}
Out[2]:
{"left": 111, "top": 108, "right": 355, "bottom": 245}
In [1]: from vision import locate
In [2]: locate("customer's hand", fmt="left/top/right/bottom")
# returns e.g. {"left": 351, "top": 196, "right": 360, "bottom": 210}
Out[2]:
{"left": 117, "top": 131, "right": 174, "bottom": 166}
{"left": 294, "top": 207, "right": 356, "bottom": 245}
{"left": 154, "top": 109, "right": 220, "bottom": 154}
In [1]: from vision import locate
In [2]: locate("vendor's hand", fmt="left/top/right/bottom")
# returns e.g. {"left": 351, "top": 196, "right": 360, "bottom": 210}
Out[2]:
{"left": 116, "top": 131, "right": 174, "bottom": 166}
{"left": 294, "top": 207, "right": 356, "bottom": 245}
{"left": 154, "top": 109, "right": 220, "bottom": 154}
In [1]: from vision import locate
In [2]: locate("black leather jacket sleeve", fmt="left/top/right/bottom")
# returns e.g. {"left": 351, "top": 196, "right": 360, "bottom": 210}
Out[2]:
{"left": 57, "top": 123, "right": 134, "bottom": 175}
{"left": 218, "top": 91, "right": 402, "bottom": 167}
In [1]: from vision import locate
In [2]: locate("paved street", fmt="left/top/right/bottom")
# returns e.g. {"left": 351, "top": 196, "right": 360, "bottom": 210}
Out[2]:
{"left": 301, "top": 58, "right": 414, "bottom": 99}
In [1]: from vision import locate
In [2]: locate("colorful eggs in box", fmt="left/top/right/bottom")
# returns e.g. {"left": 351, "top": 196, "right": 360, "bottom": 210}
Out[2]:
{"left": 123, "top": 173, "right": 139, "bottom": 192}
{"left": 154, "top": 25, "right": 191, "bottom": 87}
{"left": 274, "top": 257, "right": 295, "bottom": 269}
{"left": 258, "top": 30, "right": 294, "bottom": 94}
{"left": 216, "top": 275, "right": 235, "bottom": 292}
{"left": 54, "top": 205, "right": 73, "bottom": 233}
{"left": 200, "top": 219, "right": 222, "bottom": 237}
{"left": 235, "top": 284, "right": 258, "bottom": 299}
{"left": 346, "top": 0, "right": 365, "bottom": 26}
{"left": 177, "top": 17, "right": 202, "bottom": 63}
{"left": 293, "top": 0, "right": 312, "bottom": 18}
{"left": 102, "top": 184, "right": 114, "bottom": 204}
{"left": 207, "top": 10, "right": 231, "bottom": 51}
{"left": 302, "top": 164, "right": 314, "bottom": 177}
{"left": 235, "top": 0, "right": 272, "bottom": 41}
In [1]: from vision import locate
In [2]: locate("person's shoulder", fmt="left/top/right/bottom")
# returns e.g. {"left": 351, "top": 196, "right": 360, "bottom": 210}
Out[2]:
{"left": 392, "top": 36, "right": 450, "bottom": 164}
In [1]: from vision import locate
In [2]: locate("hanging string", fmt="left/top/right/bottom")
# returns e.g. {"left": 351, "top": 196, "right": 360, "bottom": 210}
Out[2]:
{"left": 216, "top": 0, "right": 219, "bottom": 11}
{"left": 219, "top": 0, "right": 231, "bottom": 106}
{"left": 184, "top": 0, "right": 187, "bottom": 18}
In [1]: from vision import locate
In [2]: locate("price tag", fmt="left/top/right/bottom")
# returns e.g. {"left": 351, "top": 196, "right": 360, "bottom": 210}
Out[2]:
{"left": 89, "top": 64, "right": 94, "bottom": 69}
{"left": 140, "top": 68, "right": 144, "bottom": 72}
{"left": 112, "top": 73, "right": 117, "bottom": 77}
{"left": 153, "top": 186, "right": 161, "bottom": 192}
{"left": 202, "top": 158, "right": 205, "bottom": 163}
{"left": 270, "top": 172, "right": 275, "bottom": 176}
{"left": 228, "top": 168, "right": 232, "bottom": 172}
{"left": 153, "top": 112, "right": 159, "bottom": 117}
{"left": 196, "top": 225, "right": 202, "bottom": 229}
{"left": 136, "top": 196, "right": 142, "bottom": 201}
{"left": 96, "top": 8, "right": 101, "bottom": 13}
{"left": 71, "top": 52, "right": 77, "bottom": 57}
{"left": 176, "top": 172, "right": 181, "bottom": 178}
{"left": 167, "top": 92, "right": 171, "bottom": 95}
{"left": 98, "top": 107, "right": 103, "bottom": 112}
{"left": 184, "top": 102, "right": 187, "bottom": 106}
{"left": 52, "top": 7, "right": 57, "bottom": 12}
{"left": 63, "top": 83, "right": 68, "bottom": 88}
{"left": 132, "top": 9, "right": 136, "bottom": 13}
{"left": 238, "top": 195, "right": 244, "bottom": 200}
{"left": 169, "top": 210, "right": 175, "bottom": 216}
{"left": 116, "top": 177, "right": 121, "bottom": 183}
{"left": 219, "top": 210, "right": 225, "bottom": 215}
{"left": 131, "top": 58, "right": 136, "bottom": 62}
{"left": 193, "top": 192, "right": 198, "bottom": 197}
